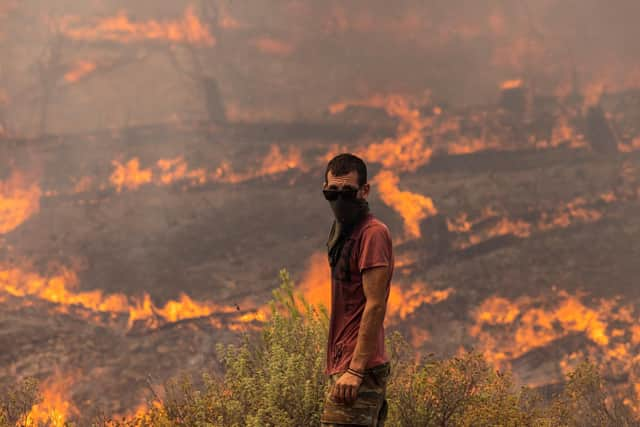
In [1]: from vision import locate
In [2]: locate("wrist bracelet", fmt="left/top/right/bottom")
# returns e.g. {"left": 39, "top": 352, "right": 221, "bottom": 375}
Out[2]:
{"left": 347, "top": 368, "right": 364, "bottom": 378}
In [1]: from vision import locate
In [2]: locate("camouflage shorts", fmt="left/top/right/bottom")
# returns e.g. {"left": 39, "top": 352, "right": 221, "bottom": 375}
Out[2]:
{"left": 320, "top": 362, "right": 390, "bottom": 427}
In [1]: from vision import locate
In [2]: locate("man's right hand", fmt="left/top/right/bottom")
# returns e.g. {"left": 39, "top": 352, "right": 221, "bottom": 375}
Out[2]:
{"left": 330, "top": 371, "right": 363, "bottom": 404}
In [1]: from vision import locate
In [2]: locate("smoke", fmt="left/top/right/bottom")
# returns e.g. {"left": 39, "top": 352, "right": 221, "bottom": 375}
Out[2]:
{"left": 1, "top": 0, "right": 640, "bottom": 136}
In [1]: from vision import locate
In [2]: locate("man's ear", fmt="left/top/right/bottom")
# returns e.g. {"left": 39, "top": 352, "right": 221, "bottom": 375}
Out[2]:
{"left": 361, "top": 183, "right": 370, "bottom": 197}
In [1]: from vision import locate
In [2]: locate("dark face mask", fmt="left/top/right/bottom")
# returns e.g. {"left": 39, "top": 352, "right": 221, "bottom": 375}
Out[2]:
{"left": 329, "top": 196, "right": 370, "bottom": 226}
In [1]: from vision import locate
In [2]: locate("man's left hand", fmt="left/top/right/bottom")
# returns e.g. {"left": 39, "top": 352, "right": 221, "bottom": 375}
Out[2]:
{"left": 330, "top": 371, "right": 363, "bottom": 404}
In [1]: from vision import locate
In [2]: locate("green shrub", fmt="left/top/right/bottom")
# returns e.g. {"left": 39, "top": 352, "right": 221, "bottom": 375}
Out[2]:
{"left": 546, "top": 361, "right": 637, "bottom": 427}
{"left": 385, "top": 332, "right": 540, "bottom": 427}
{"left": 5, "top": 269, "right": 639, "bottom": 426}
{"left": 108, "top": 268, "right": 637, "bottom": 427}
{"left": 125, "top": 269, "right": 330, "bottom": 427}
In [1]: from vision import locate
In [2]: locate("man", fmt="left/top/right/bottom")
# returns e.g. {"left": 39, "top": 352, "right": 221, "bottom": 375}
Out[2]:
{"left": 320, "top": 153, "right": 394, "bottom": 427}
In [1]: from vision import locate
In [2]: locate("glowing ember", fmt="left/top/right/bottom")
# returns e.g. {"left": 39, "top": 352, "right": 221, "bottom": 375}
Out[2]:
{"left": 541, "top": 115, "right": 588, "bottom": 149}
{"left": 446, "top": 212, "right": 473, "bottom": 233}
{"left": 448, "top": 137, "right": 500, "bottom": 155}
{"left": 253, "top": 37, "right": 295, "bottom": 56}
{"left": 583, "top": 80, "right": 607, "bottom": 107}
{"left": 500, "top": 79, "right": 523, "bottom": 90}
{"left": 60, "top": 7, "right": 215, "bottom": 46}
{"left": 618, "top": 137, "right": 640, "bottom": 153}
{"left": 72, "top": 176, "right": 93, "bottom": 193}
{"left": 0, "top": 171, "right": 41, "bottom": 234}
{"left": 373, "top": 170, "right": 437, "bottom": 239}
{"left": 537, "top": 197, "right": 604, "bottom": 231}
{"left": 451, "top": 193, "right": 613, "bottom": 250}
{"left": 465, "top": 217, "right": 532, "bottom": 248}
{"left": 63, "top": 60, "right": 96, "bottom": 83}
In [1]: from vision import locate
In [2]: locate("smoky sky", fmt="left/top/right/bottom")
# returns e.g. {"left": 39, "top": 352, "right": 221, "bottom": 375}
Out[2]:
{"left": 2, "top": 0, "right": 640, "bottom": 134}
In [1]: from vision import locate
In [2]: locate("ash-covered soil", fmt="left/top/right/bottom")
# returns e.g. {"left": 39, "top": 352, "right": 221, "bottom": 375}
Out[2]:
{"left": 2, "top": 121, "right": 640, "bottom": 420}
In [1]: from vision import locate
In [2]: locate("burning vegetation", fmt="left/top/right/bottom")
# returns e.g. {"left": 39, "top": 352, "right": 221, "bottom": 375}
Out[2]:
{"left": 3, "top": 0, "right": 640, "bottom": 424}
{"left": 0, "top": 171, "right": 41, "bottom": 234}
{"left": 59, "top": 7, "right": 215, "bottom": 46}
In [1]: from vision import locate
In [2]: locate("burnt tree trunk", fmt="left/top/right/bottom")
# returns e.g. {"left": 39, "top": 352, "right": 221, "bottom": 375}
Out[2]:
{"left": 420, "top": 213, "right": 451, "bottom": 263}
{"left": 585, "top": 105, "right": 619, "bottom": 154}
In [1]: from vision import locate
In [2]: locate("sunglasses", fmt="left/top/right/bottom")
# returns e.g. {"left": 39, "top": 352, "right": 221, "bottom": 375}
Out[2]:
{"left": 322, "top": 186, "right": 360, "bottom": 201}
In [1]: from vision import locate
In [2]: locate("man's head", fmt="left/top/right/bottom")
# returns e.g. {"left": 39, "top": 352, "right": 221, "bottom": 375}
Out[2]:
{"left": 323, "top": 153, "right": 370, "bottom": 198}
{"left": 323, "top": 153, "right": 370, "bottom": 224}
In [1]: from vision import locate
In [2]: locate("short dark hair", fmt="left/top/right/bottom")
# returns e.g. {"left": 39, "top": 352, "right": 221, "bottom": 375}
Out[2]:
{"left": 325, "top": 153, "right": 367, "bottom": 187}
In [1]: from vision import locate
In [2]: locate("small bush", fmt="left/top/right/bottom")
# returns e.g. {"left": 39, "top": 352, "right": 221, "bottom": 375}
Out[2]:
{"left": 0, "top": 378, "right": 40, "bottom": 427}
{"left": 6, "top": 269, "right": 639, "bottom": 426}
{"left": 125, "top": 269, "right": 330, "bottom": 427}
{"left": 386, "top": 349, "right": 528, "bottom": 426}
{"left": 547, "top": 361, "right": 637, "bottom": 427}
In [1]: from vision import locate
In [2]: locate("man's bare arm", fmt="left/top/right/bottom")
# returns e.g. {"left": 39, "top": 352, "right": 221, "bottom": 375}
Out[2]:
{"left": 349, "top": 265, "right": 389, "bottom": 372}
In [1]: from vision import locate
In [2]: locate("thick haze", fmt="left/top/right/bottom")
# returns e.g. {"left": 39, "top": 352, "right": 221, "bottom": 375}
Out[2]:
{"left": 1, "top": 0, "right": 640, "bottom": 135}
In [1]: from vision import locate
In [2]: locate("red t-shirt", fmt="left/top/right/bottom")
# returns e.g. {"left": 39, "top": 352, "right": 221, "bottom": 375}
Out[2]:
{"left": 325, "top": 213, "right": 394, "bottom": 375}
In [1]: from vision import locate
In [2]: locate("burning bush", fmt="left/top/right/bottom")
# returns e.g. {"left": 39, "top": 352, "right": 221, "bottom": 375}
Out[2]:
{"left": 7, "top": 270, "right": 638, "bottom": 426}
{"left": 0, "top": 378, "right": 40, "bottom": 427}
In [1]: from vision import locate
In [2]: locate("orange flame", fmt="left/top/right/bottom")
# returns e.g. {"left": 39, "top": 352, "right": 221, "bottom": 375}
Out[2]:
{"left": 298, "top": 251, "right": 331, "bottom": 311}
{"left": 157, "top": 157, "right": 207, "bottom": 186}
{"left": 373, "top": 170, "right": 437, "bottom": 239}
{"left": 500, "top": 78, "right": 523, "bottom": 90}
{"left": 298, "top": 252, "right": 452, "bottom": 322}
{"left": 328, "top": 93, "right": 508, "bottom": 166}
{"left": 105, "top": 148, "right": 305, "bottom": 193}
{"left": 465, "top": 217, "right": 532, "bottom": 248}
{"left": 537, "top": 197, "right": 604, "bottom": 231}
{"left": 329, "top": 94, "right": 435, "bottom": 171}
{"left": 127, "top": 292, "right": 237, "bottom": 329}
{"left": 387, "top": 282, "right": 453, "bottom": 321}
{"left": 60, "top": 7, "right": 215, "bottom": 46}
{"left": 213, "top": 145, "right": 307, "bottom": 183}
{"left": 543, "top": 114, "right": 587, "bottom": 149}
{"left": 26, "top": 371, "right": 78, "bottom": 427}
{"left": 359, "top": 95, "right": 433, "bottom": 172}
{"left": 326, "top": 86, "right": 606, "bottom": 164}
{"left": 618, "top": 137, "right": 640, "bottom": 153}
{"left": 64, "top": 60, "right": 96, "bottom": 83}
{"left": 0, "top": 171, "right": 41, "bottom": 234}
{"left": 451, "top": 194, "right": 612, "bottom": 250}
{"left": 109, "top": 158, "right": 153, "bottom": 192}
{"left": 470, "top": 291, "right": 617, "bottom": 368}
{"left": 0, "top": 264, "right": 254, "bottom": 331}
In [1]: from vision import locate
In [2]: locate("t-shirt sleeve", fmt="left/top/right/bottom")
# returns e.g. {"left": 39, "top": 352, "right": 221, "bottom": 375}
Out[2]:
{"left": 358, "top": 224, "right": 393, "bottom": 273}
